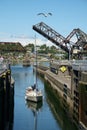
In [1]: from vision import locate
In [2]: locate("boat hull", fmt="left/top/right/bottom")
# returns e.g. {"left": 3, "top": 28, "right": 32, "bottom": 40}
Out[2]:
{"left": 25, "top": 95, "right": 42, "bottom": 102}
{"left": 25, "top": 94, "right": 43, "bottom": 102}
{"left": 23, "top": 60, "right": 31, "bottom": 67}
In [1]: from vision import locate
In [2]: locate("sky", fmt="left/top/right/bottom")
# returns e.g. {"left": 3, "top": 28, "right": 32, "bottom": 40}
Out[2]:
{"left": 0, "top": 0, "right": 87, "bottom": 46}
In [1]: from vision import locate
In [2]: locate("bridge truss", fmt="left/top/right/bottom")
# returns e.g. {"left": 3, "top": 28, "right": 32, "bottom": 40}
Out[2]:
{"left": 33, "top": 22, "right": 87, "bottom": 59}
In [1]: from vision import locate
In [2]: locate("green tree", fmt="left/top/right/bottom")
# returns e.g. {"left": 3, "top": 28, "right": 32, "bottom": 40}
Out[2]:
{"left": 40, "top": 44, "right": 46, "bottom": 49}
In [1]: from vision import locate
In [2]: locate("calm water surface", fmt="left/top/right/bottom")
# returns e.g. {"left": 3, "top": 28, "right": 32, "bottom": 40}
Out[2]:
{"left": 11, "top": 64, "right": 78, "bottom": 130}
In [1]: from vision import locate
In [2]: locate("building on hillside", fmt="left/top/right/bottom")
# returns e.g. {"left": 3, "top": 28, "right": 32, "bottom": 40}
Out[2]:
{"left": 0, "top": 42, "right": 26, "bottom": 52}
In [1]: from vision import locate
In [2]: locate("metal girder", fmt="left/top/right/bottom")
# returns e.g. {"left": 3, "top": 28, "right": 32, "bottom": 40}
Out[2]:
{"left": 33, "top": 22, "right": 87, "bottom": 54}
{"left": 33, "top": 22, "right": 69, "bottom": 53}
{"left": 66, "top": 28, "right": 87, "bottom": 49}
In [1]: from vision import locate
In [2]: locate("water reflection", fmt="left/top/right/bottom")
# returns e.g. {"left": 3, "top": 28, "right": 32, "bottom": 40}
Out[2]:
{"left": 26, "top": 101, "right": 43, "bottom": 130}
{"left": 3, "top": 64, "right": 79, "bottom": 130}
{"left": 44, "top": 81, "right": 78, "bottom": 130}
{"left": 26, "top": 101, "right": 43, "bottom": 111}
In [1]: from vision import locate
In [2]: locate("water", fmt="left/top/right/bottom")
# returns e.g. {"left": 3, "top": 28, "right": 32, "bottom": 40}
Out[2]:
{"left": 11, "top": 64, "right": 78, "bottom": 130}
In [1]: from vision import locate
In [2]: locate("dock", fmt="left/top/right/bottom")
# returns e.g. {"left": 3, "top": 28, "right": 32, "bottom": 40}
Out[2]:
{"left": 0, "top": 62, "right": 14, "bottom": 130}
{"left": 36, "top": 60, "right": 87, "bottom": 130}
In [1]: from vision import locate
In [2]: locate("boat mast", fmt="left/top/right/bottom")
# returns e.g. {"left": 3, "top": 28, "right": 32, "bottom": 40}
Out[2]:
{"left": 35, "top": 34, "right": 38, "bottom": 89}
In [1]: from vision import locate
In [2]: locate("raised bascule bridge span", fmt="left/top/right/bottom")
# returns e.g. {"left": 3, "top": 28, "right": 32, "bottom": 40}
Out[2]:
{"left": 33, "top": 22, "right": 69, "bottom": 53}
{"left": 33, "top": 22, "right": 87, "bottom": 59}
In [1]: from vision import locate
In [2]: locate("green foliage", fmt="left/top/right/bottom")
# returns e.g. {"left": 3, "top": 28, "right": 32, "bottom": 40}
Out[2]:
{"left": 25, "top": 43, "right": 68, "bottom": 59}
{"left": 24, "top": 43, "right": 34, "bottom": 52}
{"left": 40, "top": 44, "right": 46, "bottom": 49}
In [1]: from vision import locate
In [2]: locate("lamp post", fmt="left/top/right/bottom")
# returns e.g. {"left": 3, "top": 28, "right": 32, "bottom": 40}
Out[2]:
{"left": 69, "top": 49, "right": 70, "bottom": 60}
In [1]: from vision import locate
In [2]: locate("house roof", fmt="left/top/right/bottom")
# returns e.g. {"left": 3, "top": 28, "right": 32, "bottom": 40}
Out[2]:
{"left": 0, "top": 42, "right": 26, "bottom": 52}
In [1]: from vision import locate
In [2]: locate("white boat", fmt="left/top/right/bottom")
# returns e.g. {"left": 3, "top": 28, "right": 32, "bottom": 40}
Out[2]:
{"left": 23, "top": 53, "right": 31, "bottom": 67}
{"left": 25, "top": 35, "right": 43, "bottom": 102}
{"left": 23, "top": 59, "right": 30, "bottom": 67}
{"left": 25, "top": 85, "right": 43, "bottom": 102}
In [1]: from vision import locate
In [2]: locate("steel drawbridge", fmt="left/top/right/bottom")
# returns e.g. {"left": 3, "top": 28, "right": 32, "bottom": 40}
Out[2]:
{"left": 33, "top": 22, "right": 69, "bottom": 53}
{"left": 33, "top": 22, "right": 87, "bottom": 57}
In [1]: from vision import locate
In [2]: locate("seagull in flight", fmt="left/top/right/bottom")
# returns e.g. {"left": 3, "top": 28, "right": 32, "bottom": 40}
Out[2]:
{"left": 37, "top": 12, "right": 52, "bottom": 17}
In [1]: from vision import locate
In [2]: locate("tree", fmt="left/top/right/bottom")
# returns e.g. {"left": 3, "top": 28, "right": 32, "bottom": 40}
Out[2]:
{"left": 40, "top": 44, "right": 46, "bottom": 49}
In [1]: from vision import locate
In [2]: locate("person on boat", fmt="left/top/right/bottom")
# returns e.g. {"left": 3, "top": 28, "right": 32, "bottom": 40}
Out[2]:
{"left": 32, "top": 84, "right": 36, "bottom": 90}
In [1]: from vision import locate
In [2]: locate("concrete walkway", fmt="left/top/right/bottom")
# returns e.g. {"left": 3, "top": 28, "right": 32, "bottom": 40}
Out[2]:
{"left": 46, "top": 70, "right": 71, "bottom": 90}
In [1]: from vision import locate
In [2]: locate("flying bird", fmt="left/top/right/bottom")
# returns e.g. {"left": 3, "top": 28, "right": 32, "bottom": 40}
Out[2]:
{"left": 37, "top": 12, "right": 52, "bottom": 17}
